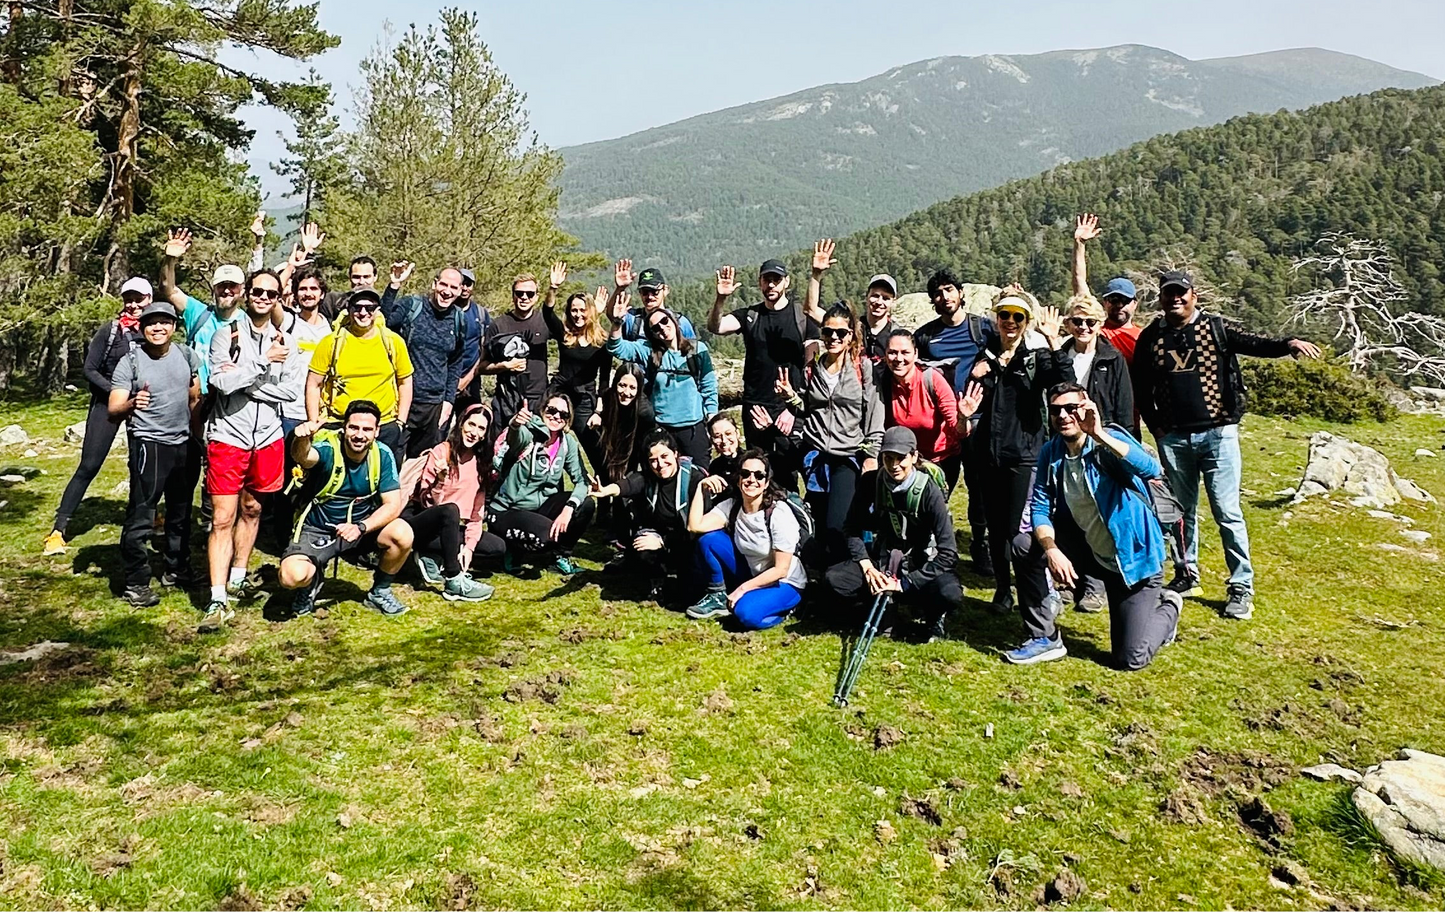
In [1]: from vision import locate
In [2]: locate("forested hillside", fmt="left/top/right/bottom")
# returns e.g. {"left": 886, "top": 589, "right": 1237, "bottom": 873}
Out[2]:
{"left": 666, "top": 85, "right": 1445, "bottom": 338}
{"left": 560, "top": 45, "right": 1436, "bottom": 274}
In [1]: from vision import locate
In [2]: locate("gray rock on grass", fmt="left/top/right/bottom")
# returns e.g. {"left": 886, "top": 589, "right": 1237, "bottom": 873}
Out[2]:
{"left": 0, "top": 425, "right": 27, "bottom": 447}
{"left": 1352, "top": 749, "right": 1445, "bottom": 872}
{"left": 1293, "top": 432, "right": 1435, "bottom": 510}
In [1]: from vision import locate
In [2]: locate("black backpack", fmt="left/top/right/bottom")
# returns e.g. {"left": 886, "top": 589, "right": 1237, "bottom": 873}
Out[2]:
{"left": 1099, "top": 424, "right": 1186, "bottom": 559}
{"left": 728, "top": 493, "right": 815, "bottom": 556}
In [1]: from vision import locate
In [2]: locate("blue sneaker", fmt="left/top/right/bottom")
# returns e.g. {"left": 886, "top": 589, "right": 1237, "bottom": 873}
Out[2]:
{"left": 1004, "top": 636, "right": 1067, "bottom": 665}
{"left": 291, "top": 576, "right": 322, "bottom": 617}
{"left": 554, "top": 556, "right": 582, "bottom": 575}
{"left": 415, "top": 553, "right": 444, "bottom": 586}
{"left": 364, "top": 587, "right": 409, "bottom": 617}
{"left": 685, "top": 590, "right": 730, "bottom": 621}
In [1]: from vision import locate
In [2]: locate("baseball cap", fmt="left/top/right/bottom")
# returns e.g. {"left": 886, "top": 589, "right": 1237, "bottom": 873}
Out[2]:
{"left": 138, "top": 301, "right": 176, "bottom": 323}
{"left": 120, "top": 276, "right": 153, "bottom": 297}
{"left": 346, "top": 288, "right": 382, "bottom": 308}
{"left": 759, "top": 259, "right": 789, "bottom": 278}
{"left": 459, "top": 268, "right": 475, "bottom": 286}
{"left": 1102, "top": 277, "right": 1137, "bottom": 300}
{"left": 211, "top": 264, "right": 245, "bottom": 287}
{"left": 637, "top": 267, "right": 667, "bottom": 290}
{"left": 867, "top": 274, "right": 898, "bottom": 296}
{"left": 1159, "top": 270, "right": 1194, "bottom": 291}
{"left": 880, "top": 426, "right": 918, "bottom": 456}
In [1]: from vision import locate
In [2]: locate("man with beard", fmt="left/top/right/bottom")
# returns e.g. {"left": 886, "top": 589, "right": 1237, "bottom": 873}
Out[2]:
{"left": 610, "top": 259, "right": 697, "bottom": 342}
{"left": 381, "top": 262, "right": 468, "bottom": 457}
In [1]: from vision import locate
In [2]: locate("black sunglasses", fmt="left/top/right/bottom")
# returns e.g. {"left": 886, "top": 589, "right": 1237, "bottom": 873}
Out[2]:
{"left": 348, "top": 302, "right": 380, "bottom": 313}
{"left": 639, "top": 287, "right": 663, "bottom": 297}
{"left": 1068, "top": 317, "right": 1100, "bottom": 328}
{"left": 739, "top": 468, "right": 768, "bottom": 481}
{"left": 821, "top": 326, "right": 851, "bottom": 340}
{"left": 249, "top": 288, "right": 280, "bottom": 300}
{"left": 543, "top": 405, "right": 570, "bottom": 419}
{"left": 513, "top": 289, "right": 537, "bottom": 299}
{"left": 995, "top": 310, "right": 1028, "bottom": 324}
{"left": 1049, "top": 402, "right": 1084, "bottom": 416}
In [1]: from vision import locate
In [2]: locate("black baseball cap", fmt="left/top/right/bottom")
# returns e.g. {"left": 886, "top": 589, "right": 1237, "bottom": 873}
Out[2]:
{"left": 347, "top": 288, "right": 382, "bottom": 308}
{"left": 1159, "top": 270, "right": 1194, "bottom": 291}
{"left": 138, "top": 301, "right": 177, "bottom": 324}
{"left": 880, "top": 426, "right": 918, "bottom": 456}
{"left": 637, "top": 268, "right": 666, "bottom": 290}
{"left": 759, "top": 259, "right": 789, "bottom": 278}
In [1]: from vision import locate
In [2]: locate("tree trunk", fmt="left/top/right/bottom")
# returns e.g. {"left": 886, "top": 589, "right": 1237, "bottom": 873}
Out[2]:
{"left": 104, "top": 37, "right": 145, "bottom": 291}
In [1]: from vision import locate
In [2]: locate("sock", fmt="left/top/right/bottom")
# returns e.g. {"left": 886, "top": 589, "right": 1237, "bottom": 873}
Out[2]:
{"left": 372, "top": 570, "right": 395, "bottom": 591}
{"left": 228, "top": 566, "right": 247, "bottom": 585}
{"left": 210, "top": 585, "right": 228, "bottom": 603}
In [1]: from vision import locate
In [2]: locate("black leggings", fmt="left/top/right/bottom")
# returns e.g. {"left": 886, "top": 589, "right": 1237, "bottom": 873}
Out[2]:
{"left": 981, "top": 462, "right": 1049, "bottom": 604}
{"left": 53, "top": 399, "right": 123, "bottom": 534}
{"left": 487, "top": 491, "right": 595, "bottom": 556}
{"left": 664, "top": 421, "right": 711, "bottom": 470}
{"left": 805, "top": 451, "right": 860, "bottom": 568}
{"left": 403, "top": 502, "right": 464, "bottom": 577}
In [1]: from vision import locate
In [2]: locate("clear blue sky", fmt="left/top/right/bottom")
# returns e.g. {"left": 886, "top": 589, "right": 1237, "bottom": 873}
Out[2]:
{"left": 245, "top": 0, "right": 1445, "bottom": 200}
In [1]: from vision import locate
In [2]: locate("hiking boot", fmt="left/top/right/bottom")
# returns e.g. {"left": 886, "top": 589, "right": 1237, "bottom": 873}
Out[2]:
{"left": 1076, "top": 590, "right": 1108, "bottom": 613}
{"left": 226, "top": 575, "right": 262, "bottom": 602}
{"left": 685, "top": 590, "right": 730, "bottom": 621}
{"left": 603, "top": 553, "right": 632, "bottom": 575}
{"left": 291, "top": 578, "right": 321, "bottom": 618}
{"left": 554, "top": 556, "right": 583, "bottom": 575}
{"left": 42, "top": 530, "right": 66, "bottom": 556}
{"left": 443, "top": 574, "right": 495, "bottom": 602}
{"left": 1004, "top": 636, "right": 1067, "bottom": 666}
{"left": 1161, "top": 590, "right": 1183, "bottom": 646}
{"left": 364, "top": 587, "right": 409, "bottom": 617}
{"left": 415, "top": 553, "right": 444, "bottom": 586}
{"left": 1223, "top": 585, "right": 1254, "bottom": 621}
{"left": 926, "top": 613, "right": 950, "bottom": 644}
{"left": 970, "top": 533, "right": 994, "bottom": 576}
{"left": 989, "top": 587, "right": 1015, "bottom": 615}
{"left": 121, "top": 584, "right": 160, "bottom": 608}
{"left": 1166, "top": 565, "right": 1202, "bottom": 598}
{"left": 198, "top": 600, "right": 234, "bottom": 633}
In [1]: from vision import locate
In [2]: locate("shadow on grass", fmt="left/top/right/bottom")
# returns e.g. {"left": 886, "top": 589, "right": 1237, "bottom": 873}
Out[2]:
{"left": 0, "top": 487, "right": 46, "bottom": 527}
{"left": 621, "top": 866, "right": 784, "bottom": 910}
{"left": 63, "top": 496, "right": 128, "bottom": 539}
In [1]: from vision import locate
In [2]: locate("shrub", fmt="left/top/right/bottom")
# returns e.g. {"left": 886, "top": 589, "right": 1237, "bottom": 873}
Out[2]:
{"left": 1242, "top": 357, "right": 1398, "bottom": 423}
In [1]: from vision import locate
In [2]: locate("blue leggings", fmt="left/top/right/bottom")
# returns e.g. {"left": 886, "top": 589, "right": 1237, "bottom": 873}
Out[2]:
{"left": 695, "top": 530, "right": 801, "bottom": 630}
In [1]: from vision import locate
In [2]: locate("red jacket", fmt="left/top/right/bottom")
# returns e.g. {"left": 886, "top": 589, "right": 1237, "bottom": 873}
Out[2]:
{"left": 885, "top": 366, "right": 959, "bottom": 461}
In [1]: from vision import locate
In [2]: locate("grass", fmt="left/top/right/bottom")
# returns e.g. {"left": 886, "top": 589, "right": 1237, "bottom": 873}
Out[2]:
{"left": 1, "top": 391, "right": 1444, "bottom": 909}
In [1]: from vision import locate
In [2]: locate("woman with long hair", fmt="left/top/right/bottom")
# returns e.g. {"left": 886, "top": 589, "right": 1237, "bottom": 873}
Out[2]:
{"left": 487, "top": 392, "right": 596, "bottom": 575}
{"left": 685, "top": 449, "right": 808, "bottom": 630}
{"left": 606, "top": 292, "right": 718, "bottom": 467}
{"left": 403, "top": 404, "right": 498, "bottom": 601}
{"left": 775, "top": 300, "right": 884, "bottom": 567}
{"left": 548, "top": 263, "right": 612, "bottom": 429}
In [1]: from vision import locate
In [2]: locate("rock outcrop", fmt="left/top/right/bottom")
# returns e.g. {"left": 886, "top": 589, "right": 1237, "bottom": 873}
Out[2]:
{"left": 1293, "top": 432, "right": 1435, "bottom": 510}
{"left": 1352, "top": 749, "right": 1445, "bottom": 871}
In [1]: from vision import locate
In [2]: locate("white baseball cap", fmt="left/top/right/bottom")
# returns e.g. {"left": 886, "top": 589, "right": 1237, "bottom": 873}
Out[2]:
{"left": 211, "top": 264, "right": 245, "bottom": 287}
{"left": 120, "top": 276, "right": 153, "bottom": 297}
{"left": 867, "top": 274, "right": 898, "bottom": 296}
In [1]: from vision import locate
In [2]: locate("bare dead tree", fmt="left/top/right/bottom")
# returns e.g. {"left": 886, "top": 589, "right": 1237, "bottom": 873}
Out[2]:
{"left": 1288, "top": 233, "right": 1445, "bottom": 385}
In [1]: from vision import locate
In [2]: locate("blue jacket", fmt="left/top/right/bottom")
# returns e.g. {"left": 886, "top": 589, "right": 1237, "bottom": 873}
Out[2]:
{"left": 606, "top": 336, "right": 718, "bottom": 426}
{"left": 1030, "top": 428, "right": 1164, "bottom": 587}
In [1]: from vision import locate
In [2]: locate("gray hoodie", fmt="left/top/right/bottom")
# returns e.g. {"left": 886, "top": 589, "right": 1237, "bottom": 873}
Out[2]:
{"left": 796, "top": 354, "right": 885, "bottom": 458}
{"left": 206, "top": 317, "right": 298, "bottom": 449}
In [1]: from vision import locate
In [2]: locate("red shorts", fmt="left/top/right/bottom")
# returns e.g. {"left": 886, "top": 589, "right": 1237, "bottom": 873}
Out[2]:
{"left": 206, "top": 438, "right": 285, "bottom": 496}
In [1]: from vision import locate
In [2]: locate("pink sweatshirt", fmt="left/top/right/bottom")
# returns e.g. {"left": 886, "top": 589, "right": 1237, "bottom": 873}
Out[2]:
{"left": 415, "top": 443, "right": 488, "bottom": 552}
{"left": 887, "top": 366, "right": 960, "bottom": 460}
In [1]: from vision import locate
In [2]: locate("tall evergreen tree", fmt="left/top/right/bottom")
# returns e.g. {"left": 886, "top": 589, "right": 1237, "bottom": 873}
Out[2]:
{"left": 273, "top": 71, "right": 346, "bottom": 227}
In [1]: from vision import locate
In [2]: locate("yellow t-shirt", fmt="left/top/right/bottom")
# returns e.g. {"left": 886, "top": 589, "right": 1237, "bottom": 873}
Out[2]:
{"left": 309, "top": 327, "right": 414, "bottom": 423}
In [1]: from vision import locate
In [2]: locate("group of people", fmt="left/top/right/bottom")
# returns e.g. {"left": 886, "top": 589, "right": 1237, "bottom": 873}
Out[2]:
{"left": 43, "top": 212, "right": 1321, "bottom": 670}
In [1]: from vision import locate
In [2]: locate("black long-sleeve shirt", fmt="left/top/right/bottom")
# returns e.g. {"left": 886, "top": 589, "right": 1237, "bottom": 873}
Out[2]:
{"left": 845, "top": 469, "right": 958, "bottom": 592}
{"left": 83, "top": 320, "right": 141, "bottom": 400}
{"left": 554, "top": 340, "right": 611, "bottom": 424}
{"left": 1048, "top": 337, "right": 1135, "bottom": 432}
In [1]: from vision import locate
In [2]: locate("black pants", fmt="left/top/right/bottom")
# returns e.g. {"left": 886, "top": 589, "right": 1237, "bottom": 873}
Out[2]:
{"left": 121, "top": 438, "right": 195, "bottom": 588}
{"left": 960, "top": 449, "right": 989, "bottom": 536}
{"left": 487, "top": 491, "right": 595, "bottom": 556}
{"left": 53, "top": 399, "right": 122, "bottom": 534}
{"left": 403, "top": 502, "right": 463, "bottom": 577}
{"left": 404, "top": 402, "right": 447, "bottom": 459}
{"left": 664, "top": 421, "right": 711, "bottom": 470}
{"left": 982, "top": 462, "right": 1049, "bottom": 606}
{"left": 575, "top": 423, "right": 604, "bottom": 477}
{"left": 805, "top": 451, "right": 860, "bottom": 568}
{"left": 825, "top": 557, "right": 963, "bottom": 625}
{"left": 742, "top": 403, "right": 802, "bottom": 489}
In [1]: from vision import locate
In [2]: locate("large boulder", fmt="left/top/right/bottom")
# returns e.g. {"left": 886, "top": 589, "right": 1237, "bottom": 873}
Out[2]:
{"left": 1293, "top": 431, "right": 1436, "bottom": 509}
{"left": 890, "top": 284, "right": 999, "bottom": 330}
{"left": 1352, "top": 749, "right": 1445, "bottom": 871}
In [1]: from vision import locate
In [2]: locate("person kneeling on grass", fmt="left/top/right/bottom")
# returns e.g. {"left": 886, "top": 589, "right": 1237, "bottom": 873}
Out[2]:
{"left": 1008, "top": 382, "right": 1181, "bottom": 669}
{"left": 824, "top": 426, "right": 962, "bottom": 643}
{"left": 279, "top": 400, "right": 414, "bottom": 618}
{"left": 685, "top": 449, "right": 807, "bottom": 629}
{"left": 404, "top": 403, "right": 500, "bottom": 602}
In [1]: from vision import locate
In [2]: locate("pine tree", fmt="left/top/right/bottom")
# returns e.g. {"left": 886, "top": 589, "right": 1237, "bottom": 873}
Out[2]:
{"left": 273, "top": 71, "right": 346, "bottom": 227}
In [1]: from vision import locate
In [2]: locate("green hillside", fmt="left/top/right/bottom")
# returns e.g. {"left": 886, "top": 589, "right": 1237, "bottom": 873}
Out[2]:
{"left": 559, "top": 46, "right": 1437, "bottom": 274}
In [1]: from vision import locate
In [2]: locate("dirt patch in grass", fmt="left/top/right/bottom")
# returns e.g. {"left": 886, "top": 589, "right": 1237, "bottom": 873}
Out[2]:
{"left": 1179, "top": 747, "right": 1292, "bottom": 798}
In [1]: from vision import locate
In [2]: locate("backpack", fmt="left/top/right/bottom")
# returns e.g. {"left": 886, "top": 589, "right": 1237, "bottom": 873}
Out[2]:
{"left": 742, "top": 299, "right": 809, "bottom": 350}
{"left": 320, "top": 323, "right": 401, "bottom": 417}
{"left": 645, "top": 456, "right": 700, "bottom": 517}
{"left": 291, "top": 428, "right": 383, "bottom": 539}
{"left": 396, "top": 296, "right": 466, "bottom": 356}
{"left": 875, "top": 363, "right": 947, "bottom": 412}
{"left": 645, "top": 349, "right": 706, "bottom": 393}
{"left": 875, "top": 458, "right": 948, "bottom": 542}
{"left": 398, "top": 442, "right": 442, "bottom": 504}
{"left": 124, "top": 340, "right": 201, "bottom": 394}
{"left": 917, "top": 314, "right": 989, "bottom": 387}
{"left": 1097, "top": 424, "right": 1187, "bottom": 556}
{"left": 803, "top": 353, "right": 865, "bottom": 393}
{"left": 729, "top": 492, "right": 815, "bottom": 556}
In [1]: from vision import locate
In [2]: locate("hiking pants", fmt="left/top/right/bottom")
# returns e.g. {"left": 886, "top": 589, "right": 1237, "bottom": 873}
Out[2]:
{"left": 824, "top": 557, "right": 962, "bottom": 625}
{"left": 404, "top": 402, "right": 448, "bottom": 460}
{"left": 487, "top": 490, "right": 594, "bottom": 556}
{"left": 804, "top": 451, "right": 860, "bottom": 568}
{"left": 403, "top": 502, "right": 464, "bottom": 577}
{"left": 121, "top": 438, "right": 194, "bottom": 587}
{"left": 982, "top": 462, "right": 1049, "bottom": 604}
{"left": 53, "top": 398, "right": 122, "bottom": 534}
{"left": 695, "top": 529, "right": 801, "bottom": 629}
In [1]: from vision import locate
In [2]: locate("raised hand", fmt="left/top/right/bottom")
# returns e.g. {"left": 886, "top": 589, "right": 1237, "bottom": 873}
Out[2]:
{"left": 300, "top": 222, "right": 325, "bottom": 253}
{"left": 958, "top": 380, "right": 984, "bottom": 419}
{"left": 390, "top": 261, "right": 415, "bottom": 287}
{"left": 609, "top": 290, "right": 630, "bottom": 324}
{"left": 811, "top": 239, "right": 836, "bottom": 274}
{"left": 716, "top": 265, "right": 739, "bottom": 298}
{"left": 1037, "top": 305, "right": 1062, "bottom": 341}
{"left": 250, "top": 212, "right": 266, "bottom": 241}
{"left": 775, "top": 410, "right": 795, "bottom": 436}
{"left": 586, "top": 413, "right": 602, "bottom": 429}
{"left": 293, "top": 419, "right": 324, "bottom": 440}
{"left": 1076, "top": 399, "right": 1102, "bottom": 439}
{"left": 511, "top": 405, "right": 532, "bottom": 428}
{"left": 549, "top": 261, "right": 567, "bottom": 289}
{"left": 593, "top": 285, "right": 609, "bottom": 314}
{"left": 288, "top": 242, "right": 309, "bottom": 269}
{"left": 163, "top": 228, "right": 192, "bottom": 259}
{"left": 774, "top": 366, "right": 796, "bottom": 401}
{"left": 749, "top": 404, "right": 772, "bottom": 430}
{"left": 614, "top": 258, "right": 633, "bottom": 289}
{"left": 1074, "top": 213, "right": 1101, "bottom": 243}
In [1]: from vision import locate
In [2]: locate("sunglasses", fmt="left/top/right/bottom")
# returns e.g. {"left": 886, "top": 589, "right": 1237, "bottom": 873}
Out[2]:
{"left": 995, "top": 310, "right": 1029, "bottom": 324}
{"left": 639, "top": 287, "right": 663, "bottom": 297}
{"left": 821, "top": 326, "right": 851, "bottom": 340}
{"left": 249, "top": 288, "right": 280, "bottom": 300}
{"left": 647, "top": 317, "right": 672, "bottom": 332}
{"left": 513, "top": 289, "right": 537, "bottom": 299}
{"left": 739, "top": 468, "right": 768, "bottom": 481}
{"left": 1049, "top": 402, "right": 1084, "bottom": 416}
{"left": 543, "top": 405, "right": 570, "bottom": 419}
{"left": 1068, "top": 317, "right": 1100, "bottom": 329}
{"left": 348, "top": 302, "right": 380, "bottom": 313}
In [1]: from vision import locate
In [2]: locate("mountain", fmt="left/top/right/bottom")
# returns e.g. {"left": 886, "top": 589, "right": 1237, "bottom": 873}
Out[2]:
{"left": 557, "top": 46, "right": 1437, "bottom": 275}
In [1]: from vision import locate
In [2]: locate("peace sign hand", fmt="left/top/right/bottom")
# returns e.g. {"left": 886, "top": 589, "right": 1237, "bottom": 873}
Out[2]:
{"left": 774, "top": 365, "right": 796, "bottom": 401}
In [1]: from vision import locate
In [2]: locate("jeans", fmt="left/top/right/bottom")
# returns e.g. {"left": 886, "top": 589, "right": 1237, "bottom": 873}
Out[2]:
{"left": 53, "top": 399, "right": 123, "bottom": 534}
{"left": 121, "top": 438, "right": 195, "bottom": 588}
{"left": 695, "top": 529, "right": 801, "bottom": 629}
{"left": 1157, "top": 425, "right": 1252, "bottom": 590}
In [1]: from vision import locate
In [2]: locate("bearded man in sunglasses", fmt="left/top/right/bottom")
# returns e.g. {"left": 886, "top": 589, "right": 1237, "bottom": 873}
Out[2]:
{"left": 480, "top": 272, "right": 564, "bottom": 428}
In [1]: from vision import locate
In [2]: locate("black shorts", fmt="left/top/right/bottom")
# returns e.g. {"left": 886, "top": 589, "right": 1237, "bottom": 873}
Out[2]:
{"left": 282, "top": 524, "right": 383, "bottom": 569}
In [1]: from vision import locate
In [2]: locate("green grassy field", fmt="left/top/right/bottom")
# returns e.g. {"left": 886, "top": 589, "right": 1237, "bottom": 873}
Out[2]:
{"left": 2, "top": 392, "right": 1443, "bottom": 910}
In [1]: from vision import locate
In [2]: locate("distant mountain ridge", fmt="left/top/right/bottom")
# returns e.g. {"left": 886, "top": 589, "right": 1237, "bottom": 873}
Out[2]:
{"left": 557, "top": 45, "right": 1437, "bottom": 274}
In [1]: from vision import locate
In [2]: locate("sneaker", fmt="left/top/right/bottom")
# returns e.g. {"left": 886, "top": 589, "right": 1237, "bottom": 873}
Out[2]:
{"left": 159, "top": 569, "right": 195, "bottom": 589}
{"left": 1004, "top": 636, "right": 1067, "bottom": 665}
{"left": 226, "top": 576, "right": 262, "bottom": 602}
{"left": 198, "top": 600, "right": 234, "bottom": 633}
{"left": 1161, "top": 590, "right": 1183, "bottom": 646}
{"left": 1166, "top": 566, "right": 1203, "bottom": 598}
{"left": 364, "top": 587, "right": 409, "bottom": 617}
{"left": 1076, "top": 590, "right": 1108, "bottom": 613}
{"left": 121, "top": 585, "right": 160, "bottom": 608}
{"left": 415, "top": 553, "right": 444, "bottom": 586}
{"left": 989, "top": 588, "right": 1015, "bottom": 616}
{"left": 554, "top": 556, "right": 583, "bottom": 575}
{"left": 42, "top": 530, "right": 66, "bottom": 556}
{"left": 603, "top": 553, "right": 632, "bottom": 575}
{"left": 291, "top": 578, "right": 321, "bottom": 617}
{"left": 1223, "top": 585, "right": 1254, "bottom": 621}
{"left": 926, "top": 613, "right": 949, "bottom": 644}
{"left": 685, "top": 590, "right": 730, "bottom": 621}
{"left": 443, "top": 574, "right": 495, "bottom": 602}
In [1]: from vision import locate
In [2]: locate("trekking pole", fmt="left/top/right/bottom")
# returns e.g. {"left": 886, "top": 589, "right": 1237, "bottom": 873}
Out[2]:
{"left": 833, "top": 550, "right": 904, "bottom": 707}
